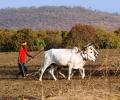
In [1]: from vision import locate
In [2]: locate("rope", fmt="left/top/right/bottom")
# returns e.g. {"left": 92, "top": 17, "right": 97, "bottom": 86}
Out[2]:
{"left": 26, "top": 49, "right": 44, "bottom": 64}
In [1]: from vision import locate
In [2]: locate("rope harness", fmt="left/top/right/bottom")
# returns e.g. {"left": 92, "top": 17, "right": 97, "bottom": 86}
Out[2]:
{"left": 80, "top": 50, "right": 96, "bottom": 61}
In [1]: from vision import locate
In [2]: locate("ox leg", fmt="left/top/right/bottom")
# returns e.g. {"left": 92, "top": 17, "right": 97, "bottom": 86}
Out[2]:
{"left": 80, "top": 68, "right": 85, "bottom": 79}
{"left": 49, "top": 67, "right": 57, "bottom": 81}
{"left": 58, "top": 71, "right": 66, "bottom": 78}
{"left": 68, "top": 66, "right": 72, "bottom": 80}
{"left": 71, "top": 70, "right": 76, "bottom": 78}
{"left": 57, "top": 67, "right": 65, "bottom": 79}
{"left": 79, "top": 69, "right": 83, "bottom": 77}
{"left": 39, "top": 61, "right": 51, "bottom": 81}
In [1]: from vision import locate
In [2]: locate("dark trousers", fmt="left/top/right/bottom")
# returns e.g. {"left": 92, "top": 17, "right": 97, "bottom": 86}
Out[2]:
{"left": 17, "top": 63, "right": 28, "bottom": 77}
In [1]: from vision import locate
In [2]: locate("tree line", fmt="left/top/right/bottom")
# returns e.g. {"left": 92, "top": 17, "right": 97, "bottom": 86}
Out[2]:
{"left": 0, "top": 24, "right": 120, "bottom": 52}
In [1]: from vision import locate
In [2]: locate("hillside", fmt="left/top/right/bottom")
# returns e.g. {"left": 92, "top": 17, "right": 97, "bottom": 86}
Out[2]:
{"left": 0, "top": 6, "right": 120, "bottom": 30}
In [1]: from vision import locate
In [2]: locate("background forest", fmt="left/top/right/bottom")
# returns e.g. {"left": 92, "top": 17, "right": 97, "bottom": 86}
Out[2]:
{"left": 0, "top": 24, "right": 120, "bottom": 52}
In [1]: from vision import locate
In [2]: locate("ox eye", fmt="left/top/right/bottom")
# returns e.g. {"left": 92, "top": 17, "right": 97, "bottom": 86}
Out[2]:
{"left": 90, "top": 52, "right": 92, "bottom": 53}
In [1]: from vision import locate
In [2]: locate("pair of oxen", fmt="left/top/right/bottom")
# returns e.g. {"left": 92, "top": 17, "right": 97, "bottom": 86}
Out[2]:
{"left": 37, "top": 43, "right": 99, "bottom": 81}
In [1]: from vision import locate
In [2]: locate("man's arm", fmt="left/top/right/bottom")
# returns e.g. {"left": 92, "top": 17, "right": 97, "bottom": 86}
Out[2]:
{"left": 26, "top": 52, "right": 33, "bottom": 58}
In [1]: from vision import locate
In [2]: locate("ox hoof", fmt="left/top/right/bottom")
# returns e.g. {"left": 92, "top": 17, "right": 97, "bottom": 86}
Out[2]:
{"left": 82, "top": 76, "right": 85, "bottom": 79}
{"left": 39, "top": 79, "right": 42, "bottom": 81}
{"left": 53, "top": 77, "right": 57, "bottom": 81}
{"left": 68, "top": 78, "right": 71, "bottom": 80}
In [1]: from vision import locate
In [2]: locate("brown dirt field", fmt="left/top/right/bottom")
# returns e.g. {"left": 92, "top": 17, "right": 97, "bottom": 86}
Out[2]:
{"left": 0, "top": 77, "right": 120, "bottom": 100}
{"left": 0, "top": 49, "right": 120, "bottom": 100}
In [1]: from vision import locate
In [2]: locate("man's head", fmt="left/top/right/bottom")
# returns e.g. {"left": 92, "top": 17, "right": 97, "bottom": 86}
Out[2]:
{"left": 21, "top": 41, "right": 27, "bottom": 49}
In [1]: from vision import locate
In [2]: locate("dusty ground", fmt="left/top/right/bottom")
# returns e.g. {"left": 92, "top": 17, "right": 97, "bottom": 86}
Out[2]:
{"left": 0, "top": 49, "right": 120, "bottom": 100}
{"left": 0, "top": 75, "right": 120, "bottom": 100}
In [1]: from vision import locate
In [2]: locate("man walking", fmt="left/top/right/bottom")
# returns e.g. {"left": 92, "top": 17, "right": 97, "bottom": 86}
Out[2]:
{"left": 16, "top": 41, "right": 33, "bottom": 78}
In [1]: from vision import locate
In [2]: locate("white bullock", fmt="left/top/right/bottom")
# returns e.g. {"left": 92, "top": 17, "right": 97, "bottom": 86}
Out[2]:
{"left": 39, "top": 44, "right": 98, "bottom": 81}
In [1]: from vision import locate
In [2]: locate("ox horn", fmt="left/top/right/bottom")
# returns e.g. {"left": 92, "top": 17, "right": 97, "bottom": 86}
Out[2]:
{"left": 82, "top": 43, "right": 94, "bottom": 50}
{"left": 86, "top": 43, "right": 94, "bottom": 47}
{"left": 85, "top": 43, "right": 93, "bottom": 47}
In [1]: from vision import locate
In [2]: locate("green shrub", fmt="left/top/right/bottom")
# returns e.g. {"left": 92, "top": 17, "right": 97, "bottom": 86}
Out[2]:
{"left": 43, "top": 30, "right": 62, "bottom": 50}
{"left": 95, "top": 28, "right": 120, "bottom": 49}
{"left": 0, "top": 29, "right": 14, "bottom": 51}
{"left": 12, "top": 28, "right": 45, "bottom": 51}
{"left": 114, "top": 28, "right": 120, "bottom": 36}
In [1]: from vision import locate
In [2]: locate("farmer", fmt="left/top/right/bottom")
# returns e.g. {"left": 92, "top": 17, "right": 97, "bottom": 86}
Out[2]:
{"left": 16, "top": 41, "right": 33, "bottom": 78}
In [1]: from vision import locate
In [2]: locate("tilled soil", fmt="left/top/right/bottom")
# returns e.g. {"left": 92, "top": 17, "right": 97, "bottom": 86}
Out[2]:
{"left": 0, "top": 66, "right": 120, "bottom": 100}
{"left": 0, "top": 76, "right": 120, "bottom": 100}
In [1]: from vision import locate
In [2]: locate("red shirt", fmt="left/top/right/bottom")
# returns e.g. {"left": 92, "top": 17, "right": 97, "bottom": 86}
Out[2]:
{"left": 19, "top": 48, "right": 28, "bottom": 63}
